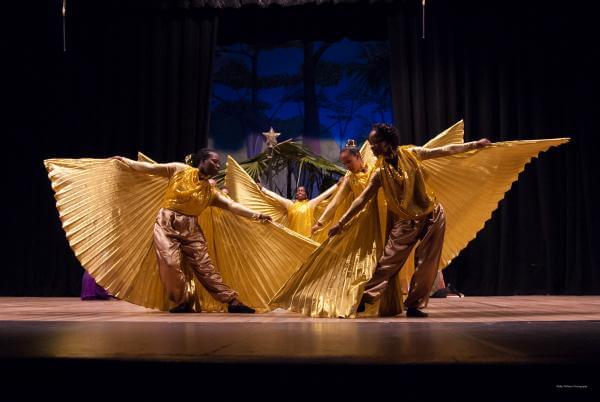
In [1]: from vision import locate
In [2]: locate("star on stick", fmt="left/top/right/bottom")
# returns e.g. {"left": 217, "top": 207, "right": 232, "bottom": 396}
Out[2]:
{"left": 262, "top": 127, "right": 281, "bottom": 149}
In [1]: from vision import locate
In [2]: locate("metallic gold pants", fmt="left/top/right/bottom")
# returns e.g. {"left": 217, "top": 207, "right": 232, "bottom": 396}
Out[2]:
{"left": 153, "top": 208, "right": 238, "bottom": 306}
{"left": 362, "top": 204, "right": 446, "bottom": 309}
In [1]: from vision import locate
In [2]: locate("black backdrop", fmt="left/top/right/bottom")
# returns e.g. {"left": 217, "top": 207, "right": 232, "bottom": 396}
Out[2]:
{"left": 4, "top": 0, "right": 598, "bottom": 296}
{"left": 388, "top": 1, "right": 599, "bottom": 294}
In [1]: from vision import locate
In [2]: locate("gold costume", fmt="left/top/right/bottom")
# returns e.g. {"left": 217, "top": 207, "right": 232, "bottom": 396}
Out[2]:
{"left": 225, "top": 155, "right": 338, "bottom": 239}
{"left": 269, "top": 160, "right": 385, "bottom": 317}
{"left": 287, "top": 200, "right": 313, "bottom": 237}
{"left": 161, "top": 168, "right": 215, "bottom": 216}
{"left": 417, "top": 122, "right": 569, "bottom": 273}
{"left": 360, "top": 160, "right": 446, "bottom": 311}
{"left": 271, "top": 120, "right": 569, "bottom": 317}
{"left": 43, "top": 154, "right": 318, "bottom": 312}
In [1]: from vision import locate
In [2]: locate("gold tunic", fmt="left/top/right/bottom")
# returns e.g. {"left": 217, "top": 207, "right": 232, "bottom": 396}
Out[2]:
{"left": 346, "top": 165, "right": 373, "bottom": 197}
{"left": 287, "top": 200, "right": 313, "bottom": 237}
{"left": 161, "top": 167, "right": 215, "bottom": 216}
{"left": 378, "top": 146, "right": 436, "bottom": 220}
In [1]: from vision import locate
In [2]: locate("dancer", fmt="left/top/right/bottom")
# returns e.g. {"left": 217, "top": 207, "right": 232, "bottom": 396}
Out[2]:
{"left": 272, "top": 120, "right": 569, "bottom": 318}
{"left": 270, "top": 139, "right": 389, "bottom": 317}
{"left": 112, "top": 150, "right": 272, "bottom": 313}
{"left": 257, "top": 184, "right": 338, "bottom": 237}
{"left": 224, "top": 156, "right": 339, "bottom": 239}
{"left": 311, "top": 140, "right": 381, "bottom": 235}
{"left": 44, "top": 150, "right": 319, "bottom": 313}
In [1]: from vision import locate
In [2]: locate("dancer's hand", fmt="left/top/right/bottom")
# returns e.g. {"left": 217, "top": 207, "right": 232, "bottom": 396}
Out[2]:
{"left": 311, "top": 222, "right": 323, "bottom": 234}
{"left": 258, "top": 214, "right": 272, "bottom": 222}
{"left": 475, "top": 138, "right": 492, "bottom": 148}
{"left": 109, "top": 156, "right": 124, "bottom": 162}
{"left": 328, "top": 222, "right": 344, "bottom": 237}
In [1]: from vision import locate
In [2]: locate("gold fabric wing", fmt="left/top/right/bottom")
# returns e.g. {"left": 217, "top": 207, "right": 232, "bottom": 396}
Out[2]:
{"left": 420, "top": 120, "right": 570, "bottom": 270}
{"left": 270, "top": 200, "right": 382, "bottom": 318}
{"left": 44, "top": 158, "right": 172, "bottom": 310}
{"left": 45, "top": 156, "right": 318, "bottom": 312}
{"left": 359, "top": 139, "right": 378, "bottom": 167}
{"left": 269, "top": 142, "right": 389, "bottom": 318}
{"left": 197, "top": 208, "right": 319, "bottom": 312}
{"left": 225, "top": 155, "right": 289, "bottom": 225}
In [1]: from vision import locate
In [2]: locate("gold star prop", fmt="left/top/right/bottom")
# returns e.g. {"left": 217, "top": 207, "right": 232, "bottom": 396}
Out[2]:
{"left": 262, "top": 127, "right": 281, "bottom": 148}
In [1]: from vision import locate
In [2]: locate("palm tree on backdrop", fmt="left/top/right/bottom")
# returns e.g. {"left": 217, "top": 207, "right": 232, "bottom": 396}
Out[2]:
{"left": 346, "top": 42, "right": 392, "bottom": 122}
{"left": 214, "top": 138, "right": 345, "bottom": 198}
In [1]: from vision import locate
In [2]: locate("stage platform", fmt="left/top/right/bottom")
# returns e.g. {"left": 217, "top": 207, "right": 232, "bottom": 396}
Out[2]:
{"left": 1, "top": 296, "right": 598, "bottom": 400}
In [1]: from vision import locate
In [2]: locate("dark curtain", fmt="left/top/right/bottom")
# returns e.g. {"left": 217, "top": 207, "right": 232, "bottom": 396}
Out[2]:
{"left": 4, "top": 1, "right": 217, "bottom": 295}
{"left": 4, "top": 0, "right": 598, "bottom": 296}
{"left": 388, "top": 0, "right": 599, "bottom": 294}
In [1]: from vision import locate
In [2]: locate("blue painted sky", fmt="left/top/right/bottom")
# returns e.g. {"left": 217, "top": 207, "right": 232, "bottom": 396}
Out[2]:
{"left": 211, "top": 39, "right": 392, "bottom": 151}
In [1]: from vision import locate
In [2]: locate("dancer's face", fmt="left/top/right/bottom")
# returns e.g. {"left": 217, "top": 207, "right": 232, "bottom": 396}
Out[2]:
{"left": 295, "top": 186, "right": 308, "bottom": 201}
{"left": 340, "top": 150, "right": 363, "bottom": 173}
{"left": 368, "top": 130, "right": 388, "bottom": 157}
{"left": 198, "top": 152, "right": 221, "bottom": 177}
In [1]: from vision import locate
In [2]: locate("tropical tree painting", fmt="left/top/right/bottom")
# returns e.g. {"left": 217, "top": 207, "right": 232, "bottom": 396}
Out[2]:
{"left": 209, "top": 39, "right": 392, "bottom": 197}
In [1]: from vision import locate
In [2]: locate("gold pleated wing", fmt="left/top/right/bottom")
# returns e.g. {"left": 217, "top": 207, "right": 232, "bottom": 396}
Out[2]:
{"left": 269, "top": 142, "right": 386, "bottom": 318}
{"left": 44, "top": 157, "right": 172, "bottom": 310}
{"left": 225, "top": 155, "right": 289, "bottom": 225}
{"left": 269, "top": 199, "right": 382, "bottom": 318}
{"left": 420, "top": 120, "right": 570, "bottom": 270}
{"left": 197, "top": 207, "right": 319, "bottom": 312}
{"left": 359, "top": 139, "right": 379, "bottom": 167}
{"left": 45, "top": 156, "right": 319, "bottom": 313}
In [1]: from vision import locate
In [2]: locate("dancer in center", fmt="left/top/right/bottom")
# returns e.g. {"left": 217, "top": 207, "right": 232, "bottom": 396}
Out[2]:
{"left": 269, "top": 138, "right": 398, "bottom": 318}
{"left": 257, "top": 183, "right": 339, "bottom": 238}
{"left": 310, "top": 140, "right": 383, "bottom": 237}
{"left": 224, "top": 155, "right": 340, "bottom": 239}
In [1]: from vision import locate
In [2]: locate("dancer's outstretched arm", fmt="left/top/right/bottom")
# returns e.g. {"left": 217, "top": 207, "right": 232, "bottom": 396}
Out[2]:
{"left": 309, "top": 181, "right": 339, "bottom": 209}
{"left": 313, "top": 178, "right": 349, "bottom": 232}
{"left": 212, "top": 192, "right": 272, "bottom": 221}
{"left": 259, "top": 185, "right": 294, "bottom": 209}
{"left": 412, "top": 138, "right": 491, "bottom": 160}
{"left": 111, "top": 156, "right": 185, "bottom": 178}
{"left": 328, "top": 171, "right": 381, "bottom": 237}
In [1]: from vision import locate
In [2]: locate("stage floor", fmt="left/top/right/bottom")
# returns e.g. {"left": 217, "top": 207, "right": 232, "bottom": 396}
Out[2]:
{"left": 1, "top": 296, "right": 599, "bottom": 363}
{"left": 1, "top": 296, "right": 598, "bottom": 400}
{"left": 3, "top": 295, "right": 600, "bottom": 323}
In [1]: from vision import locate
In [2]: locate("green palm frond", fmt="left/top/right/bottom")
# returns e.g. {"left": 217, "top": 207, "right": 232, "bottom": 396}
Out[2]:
{"left": 214, "top": 141, "right": 344, "bottom": 190}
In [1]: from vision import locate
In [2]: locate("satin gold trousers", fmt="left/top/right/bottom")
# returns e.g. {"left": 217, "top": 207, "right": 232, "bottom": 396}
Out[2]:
{"left": 362, "top": 204, "right": 446, "bottom": 309}
{"left": 153, "top": 208, "right": 238, "bottom": 306}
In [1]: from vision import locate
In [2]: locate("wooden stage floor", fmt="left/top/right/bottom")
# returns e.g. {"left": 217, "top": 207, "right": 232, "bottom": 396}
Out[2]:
{"left": 1, "top": 296, "right": 598, "bottom": 400}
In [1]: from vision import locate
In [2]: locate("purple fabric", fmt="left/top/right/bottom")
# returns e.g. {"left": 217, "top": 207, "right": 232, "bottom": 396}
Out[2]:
{"left": 80, "top": 271, "right": 110, "bottom": 300}
{"left": 246, "top": 132, "right": 264, "bottom": 158}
